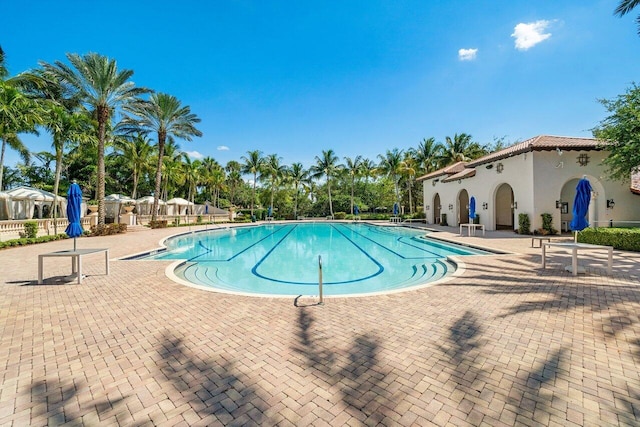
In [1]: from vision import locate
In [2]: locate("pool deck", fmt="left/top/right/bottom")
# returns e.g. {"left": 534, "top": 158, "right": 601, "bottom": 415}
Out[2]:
{"left": 2, "top": 222, "right": 640, "bottom": 426}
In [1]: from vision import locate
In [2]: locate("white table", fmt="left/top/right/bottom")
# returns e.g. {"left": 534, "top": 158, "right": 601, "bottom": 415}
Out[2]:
{"left": 38, "top": 248, "right": 110, "bottom": 284}
{"left": 459, "top": 223, "right": 485, "bottom": 236}
{"left": 541, "top": 242, "right": 613, "bottom": 276}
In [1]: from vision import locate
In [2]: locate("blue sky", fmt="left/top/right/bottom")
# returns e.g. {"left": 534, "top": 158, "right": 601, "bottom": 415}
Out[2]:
{"left": 3, "top": 0, "right": 639, "bottom": 169}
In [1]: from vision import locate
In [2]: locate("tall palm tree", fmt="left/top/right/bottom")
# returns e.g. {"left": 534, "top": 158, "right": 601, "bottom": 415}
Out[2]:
{"left": 378, "top": 148, "right": 404, "bottom": 212}
{"left": 439, "top": 133, "right": 485, "bottom": 166}
{"left": 122, "top": 92, "right": 202, "bottom": 221}
{"left": 241, "top": 150, "right": 264, "bottom": 217}
{"left": 261, "top": 154, "right": 286, "bottom": 216}
{"left": 310, "top": 149, "right": 341, "bottom": 218}
{"left": 288, "top": 162, "right": 309, "bottom": 220}
{"left": 344, "top": 155, "right": 362, "bottom": 215}
{"left": 41, "top": 52, "right": 149, "bottom": 224}
{"left": 616, "top": 0, "right": 640, "bottom": 35}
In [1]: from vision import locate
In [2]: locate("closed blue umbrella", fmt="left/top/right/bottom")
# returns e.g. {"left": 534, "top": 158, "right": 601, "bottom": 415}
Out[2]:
{"left": 354, "top": 205, "right": 360, "bottom": 215}
{"left": 393, "top": 202, "right": 399, "bottom": 216}
{"left": 569, "top": 177, "right": 592, "bottom": 242}
{"left": 267, "top": 206, "right": 272, "bottom": 218}
{"left": 65, "top": 183, "right": 84, "bottom": 251}
{"left": 469, "top": 196, "right": 476, "bottom": 221}
{"left": 205, "top": 203, "right": 209, "bottom": 214}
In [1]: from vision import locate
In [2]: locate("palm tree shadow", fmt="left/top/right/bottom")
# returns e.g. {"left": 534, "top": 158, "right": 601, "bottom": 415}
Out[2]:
{"left": 157, "top": 330, "right": 268, "bottom": 426}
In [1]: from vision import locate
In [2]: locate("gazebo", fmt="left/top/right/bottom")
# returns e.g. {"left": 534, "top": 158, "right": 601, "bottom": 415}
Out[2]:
{"left": 105, "top": 194, "right": 136, "bottom": 218}
{"left": 135, "top": 196, "right": 166, "bottom": 215}
{"left": 166, "top": 197, "right": 194, "bottom": 215}
{"left": 0, "top": 192, "right": 12, "bottom": 220}
{"left": 4, "top": 186, "right": 66, "bottom": 220}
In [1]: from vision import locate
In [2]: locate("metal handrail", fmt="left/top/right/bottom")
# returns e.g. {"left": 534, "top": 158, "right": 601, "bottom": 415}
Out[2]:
{"left": 318, "top": 255, "right": 324, "bottom": 305}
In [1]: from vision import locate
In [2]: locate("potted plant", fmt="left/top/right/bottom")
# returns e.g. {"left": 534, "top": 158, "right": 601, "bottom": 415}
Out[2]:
{"left": 87, "top": 200, "right": 98, "bottom": 214}
{"left": 123, "top": 201, "right": 135, "bottom": 213}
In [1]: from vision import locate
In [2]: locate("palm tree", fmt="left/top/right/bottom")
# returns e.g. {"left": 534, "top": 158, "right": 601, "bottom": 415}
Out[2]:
{"left": 378, "top": 148, "right": 404, "bottom": 212}
{"left": 113, "top": 133, "right": 154, "bottom": 199}
{"left": 261, "top": 154, "right": 286, "bottom": 216}
{"left": 401, "top": 152, "right": 417, "bottom": 214}
{"left": 0, "top": 47, "right": 42, "bottom": 190}
{"left": 439, "top": 133, "right": 485, "bottom": 166}
{"left": 616, "top": 0, "right": 640, "bottom": 35}
{"left": 225, "top": 160, "right": 242, "bottom": 208}
{"left": 288, "top": 162, "right": 309, "bottom": 220}
{"left": 344, "top": 155, "right": 362, "bottom": 215}
{"left": 310, "top": 149, "right": 341, "bottom": 218}
{"left": 414, "top": 137, "right": 443, "bottom": 174}
{"left": 180, "top": 154, "right": 201, "bottom": 212}
{"left": 241, "top": 150, "right": 264, "bottom": 218}
{"left": 122, "top": 93, "right": 202, "bottom": 221}
{"left": 41, "top": 52, "right": 149, "bottom": 224}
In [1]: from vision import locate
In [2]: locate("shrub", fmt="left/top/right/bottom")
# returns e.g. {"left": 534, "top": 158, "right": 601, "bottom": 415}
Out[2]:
{"left": 578, "top": 227, "right": 640, "bottom": 251}
{"left": 90, "top": 223, "right": 127, "bottom": 236}
{"left": 149, "top": 220, "right": 168, "bottom": 229}
{"left": 334, "top": 212, "right": 347, "bottom": 220}
{"left": 24, "top": 221, "right": 38, "bottom": 239}
{"left": 197, "top": 215, "right": 203, "bottom": 223}
{"left": 518, "top": 213, "right": 531, "bottom": 235}
{"left": 540, "top": 213, "right": 558, "bottom": 235}
{"left": 441, "top": 213, "right": 448, "bottom": 226}
{"left": 0, "top": 234, "right": 67, "bottom": 250}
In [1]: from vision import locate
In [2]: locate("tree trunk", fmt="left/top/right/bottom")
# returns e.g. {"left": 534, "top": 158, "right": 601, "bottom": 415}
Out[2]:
{"left": 327, "top": 178, "right": 334, "bottom": 217}
{"left": 152, "top": 131, "right": 166, "bottom": 221}
{"left": 0, "top": 138, "right": 6, "bottom": 191}
{"left": 97, "top": 106, "right": 109, "bottom": 225}
{"left": 51, "top": 143, "right": 63, "bottom": 235}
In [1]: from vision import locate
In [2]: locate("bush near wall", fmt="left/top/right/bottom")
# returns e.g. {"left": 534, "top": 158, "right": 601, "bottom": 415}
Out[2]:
{"left": 578, "top": 228, "right": 640, "bottom": 252}
{"left": 90, "top": 223, "right": 127, "bottom": 236}
{"left": 0, "top": 234, "right": 67, "bottom": 250}
{"left": 149, "top": 220, "right": 168, "bottom": 229}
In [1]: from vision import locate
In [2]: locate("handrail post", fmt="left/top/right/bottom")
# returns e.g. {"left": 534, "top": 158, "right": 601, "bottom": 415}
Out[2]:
{"left": 318, "top": 255, "right": 324, "bottom": 305}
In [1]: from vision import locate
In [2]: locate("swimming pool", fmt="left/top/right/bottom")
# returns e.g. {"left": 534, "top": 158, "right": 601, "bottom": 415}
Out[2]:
{"left": 139, "top": 222, "right": 488, "bottom": 296}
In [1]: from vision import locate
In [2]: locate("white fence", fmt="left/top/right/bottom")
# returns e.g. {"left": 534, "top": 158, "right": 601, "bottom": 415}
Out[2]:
{"left": 0, "top": 217, "right": 95, "bottom": 241}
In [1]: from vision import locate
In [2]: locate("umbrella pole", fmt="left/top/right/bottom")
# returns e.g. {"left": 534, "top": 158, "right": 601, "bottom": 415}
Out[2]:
{"left": 574, "top": 231, "right": 578, "bottom": 243}
{"left": 74, "top": 237, "right": 77, "bottom": 252}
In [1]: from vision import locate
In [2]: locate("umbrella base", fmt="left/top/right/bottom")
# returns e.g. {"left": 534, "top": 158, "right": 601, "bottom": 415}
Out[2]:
{"left": 564, "top": 265, "right": 586, "bottom": 274}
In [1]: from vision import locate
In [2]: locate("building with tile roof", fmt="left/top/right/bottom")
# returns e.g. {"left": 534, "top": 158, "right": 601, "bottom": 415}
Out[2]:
{"left": 416, "top": 135, "right": 639, "bottom": 232}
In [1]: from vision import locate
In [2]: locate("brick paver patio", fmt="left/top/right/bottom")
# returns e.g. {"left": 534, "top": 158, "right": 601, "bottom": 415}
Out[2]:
{"left": 1, "top": 223, "right": 640, "bottom": 426}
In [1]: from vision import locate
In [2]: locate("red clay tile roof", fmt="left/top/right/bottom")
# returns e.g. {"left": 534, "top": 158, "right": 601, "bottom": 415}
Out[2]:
{"left": 416, "top": 161, "right": 467, "bottom": 181}
{"left": 466, "top": 135, "right": 604, "bottom": 167}
{"left": 442, "top": 168, "right": 476, "bottom": 182}
{"left": 632, "top": 172, "right": 640, "bottom": 195}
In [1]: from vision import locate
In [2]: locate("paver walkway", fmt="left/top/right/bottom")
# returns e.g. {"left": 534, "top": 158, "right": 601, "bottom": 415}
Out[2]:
{"left": 1, "top": 223, "right": 640, "bottom": 426}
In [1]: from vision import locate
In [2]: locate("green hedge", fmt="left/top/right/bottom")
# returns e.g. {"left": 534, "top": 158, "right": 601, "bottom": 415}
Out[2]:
{"left": 0, "top": 234, "right": 67, "bottom": 250}
{"left": 578, "top": 227, "right": 640, "bottom": 251}
{"left": 90, "top": 223, "right": 127, "bottom": 236}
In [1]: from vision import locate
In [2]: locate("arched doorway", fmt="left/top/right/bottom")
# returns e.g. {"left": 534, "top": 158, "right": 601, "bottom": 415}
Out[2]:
{"left": 433, "top": 193, "right": 441, "bottom": 224}
{"left": 458, "top": 189, "right": 469, "bottom": 225}
{"left": 495, "top": 183, "right": 514, "bottom": 230}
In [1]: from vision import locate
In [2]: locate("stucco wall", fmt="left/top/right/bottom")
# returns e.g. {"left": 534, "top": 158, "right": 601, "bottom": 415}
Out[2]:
{"left": 422, "top": 148, "right": 639, "bottom": 232}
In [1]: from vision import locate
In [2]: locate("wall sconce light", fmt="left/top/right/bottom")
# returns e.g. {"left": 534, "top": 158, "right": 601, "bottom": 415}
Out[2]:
{"left": 438, "top": 205, "right": 442, "bottom": 210}
{"left": 496, "top": 163, "right": 504, "bottom": 174}
{"left": 432, "top": 181, "right": 437, "bottom": 186}
{"left": 607, "top": 199, "right": 615, "bottom": 209}
{"left": 426, "top": 205, "right": 430, "bottom": 210}
{"left": 482, "top": 202, "right": 488, "bottom": 210}
{"left": 448, "top": 204, "right": 453, "bottom": 210}
{"left": 458, "top": 179, "right": 462, "bottom": 184}
{"left": 577, "top": 153, "right": 590, "bottom": 166}
{"left": 556, "top": 200, "right": 562, "bottom": 209}
{"left": 511, "top": 201, "right": 518, "bottom": 209}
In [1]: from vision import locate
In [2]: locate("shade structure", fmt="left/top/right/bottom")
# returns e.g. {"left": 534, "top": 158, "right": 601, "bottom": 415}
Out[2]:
{"left": 569, "top": 177, "right": 592, "bottom": 242}
{"left": 354, "top": 205, "right": 360, "bottom": 215}
{"left": 469, "top": 196, "right": 476, "bottom": 220}
{"left": 65, "top": 183, "right": 84, "bottom": 251}
{"left": 393, "top": 203, "right": 399, "bottom": 216}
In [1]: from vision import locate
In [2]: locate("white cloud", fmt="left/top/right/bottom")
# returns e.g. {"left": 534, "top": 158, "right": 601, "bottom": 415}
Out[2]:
{"left": 217, "top": 145, "right": 230, "bottom": 151}
{"left": 458, "top": 48, "right": 478, "bottom": 61}
{"left": 511, "top": 20, "right": 552, "bottom": 51}
{"left": 183, "top": 150, "right": 204, "bottom": 159}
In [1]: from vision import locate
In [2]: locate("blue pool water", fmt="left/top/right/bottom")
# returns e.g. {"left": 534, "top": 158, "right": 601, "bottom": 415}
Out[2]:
{"left": 139, "top": 222, "right": 488, "bottom": 296}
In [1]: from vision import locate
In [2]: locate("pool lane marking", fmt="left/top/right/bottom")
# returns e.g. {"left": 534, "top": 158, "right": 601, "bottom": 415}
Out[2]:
{"left": 251, "top": 223, "right": 384, "bottom": 286}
